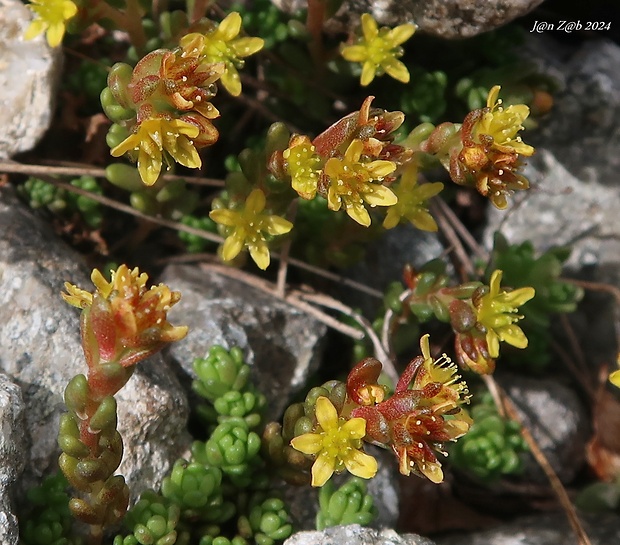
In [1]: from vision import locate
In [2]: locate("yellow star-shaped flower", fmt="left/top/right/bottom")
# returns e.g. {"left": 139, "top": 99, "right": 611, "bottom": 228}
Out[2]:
{"left": 24, "top": 0, "right": 77, "bottom": 48}
{"left": 290, "top": 396, "right": 378, "bottom": 487}
{"left": 475, "top": 270, "right": 535, "bottom": 359}
{"left": 209, "top": 188, "right": 293, "bottom": 270}
{"left": 110, "top": 117, "right": 202, "bottom": 186}
{"left": 341, "top": 14, "right": 416, "bottom": 87}
{"left": 324, "top": 139, "right": 397, "bottom": 227}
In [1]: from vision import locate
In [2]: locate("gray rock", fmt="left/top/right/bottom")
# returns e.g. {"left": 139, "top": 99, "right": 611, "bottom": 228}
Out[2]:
{"left": 0, "top": 375, "right": 26, "bottom": 545}
{"left": 527, "top": 39, "right": 620, "bottom": 190}
{"left": 0, "top": 0, "right": 63, "bottom": 158}
{"left": 434, "top": 512, "right": 620, "bottom": 545}
{"left": 273, "top": 0, "right": 545, "bottom": 39}
{"left": 499, "top": 374, "right": 589, "bottom": 485}
{"left": 161, "top": 263, "right": 327, "bottom": 421}
{"left": 284, "top": 524, "right": 436, "bottom": 545}
{"left": 0, "top": 186, "right": 191, "bottom": 500}
{"left": 344, "top": 225, "right": 445, "bottom": 315}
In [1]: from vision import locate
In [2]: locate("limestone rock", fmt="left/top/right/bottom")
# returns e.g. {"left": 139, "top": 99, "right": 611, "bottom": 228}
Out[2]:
{"left": 0, "top": 186, "right": 191, "bottom": 500}
{"left": 161, "top": 263, "right": 327, "bottom": 422}
{"left": 284, "top": 524, "right": 436, "bottom": 545}
{"left": 0, "top": 0, "right": 63, "bottom": 158}
{"left": 0, "top": 375, "right": 26, "bottom": 545}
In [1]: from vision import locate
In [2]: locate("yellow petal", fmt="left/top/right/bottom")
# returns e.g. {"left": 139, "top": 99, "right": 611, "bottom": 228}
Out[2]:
{"left": 387, "top": 23, "right": 416, "bottom": 45}
{"left": 221, "top": 233, "right": 245, "bottom": 262}
{"left": 498, "top": 324, "right": 528, "bottom": 349}
{"left": 327, "top": 186, "right": 342, "bottom": 212}
{"left": 311, "top": 451, "right": 336, "bottom": 487}
{"left": 46, "top": 22, "right": 65, "bottom": 48}
{"left": 265, "top": 215, "right": 293, "bottom": 236}
{"left": 246, "top": 188, "right": 266, "bottom": 213}
{"left": 382, "top": 208, "right": 400, "bottom": 229}
{"left": 217, "top": 12, "right": 242, "bottom": 41}
{"left": 62, "top": 0, "right": 78, "bottom": 18}
{"left": 486, "top": 330, "right": 500, "bottom": 359}
{"left": 346, "top": 201, "right": 371, "bottom": 227}
{"left": 341, "top": 45, "right": 368, "bottom": 62}
{"left": 365, "top": 160, "right": 397, "bottom": 179}
{"left": 290, "top": 433, "right": 323, "bottom": 455}
{"left": 232, "top": 37, "right": 264, "bottom": 57}
{"left": 364, "top": 184, "right": 398, "bottom": 207}
{"left": 137, "top": 147, "right": 162, "bottom": 186}
{"left": 24, "top": 19, "right": 46, "bottom": 41}
{"left": 410, "top": 210, "right": 438, "bottom": 232}
{"left": 419, "top": 460, "right": 444, "bottom": 483}
{"left": 209, "top": 209, "right": 240, "bottom": 227}
{"left": 360, "top": 62, "right": 376, "bottom": 87}
{"left": 340, "top": 417, "right": 367, "bottom": 439}
{"left": 609, "top": 369, "right": 620, "bottom": 388}
{"left": 249, "top": 241, "right": 270, "bottom": 270}
{"left": 315, "top": 396, "right": 338, "bottom": 431}
{"left": 344, "top": 449, "right": 378, "bottom": 480}
{"left": 382, "top": 57, "right": 410, "bottom": 83}
{"left": 360, "top": 13, "right": 378, "bottom": 40}
{"left": 222, "top": 67, "right": 242, "bottom": 96}
{"left": 497, "top": 286, "right": 535, "bottom": 307}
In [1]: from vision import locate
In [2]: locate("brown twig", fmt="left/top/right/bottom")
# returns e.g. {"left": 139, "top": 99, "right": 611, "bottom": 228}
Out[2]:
{"left": 297, "top": 291, "right": 399, "bottom": 385}
{"left": 496, "top": 378, "right": 593, "bottom": 545}
{"left": 0, "top": 161, "right": 225, "bottom": 187}
{"left": 381, "top": 288, "right": 413, "bottom": 361}
{"left": 198, "top": 263, "right": 365, "bottom": 341}
{"left": 430, "top": 199, "right": 474, "bottom": 282}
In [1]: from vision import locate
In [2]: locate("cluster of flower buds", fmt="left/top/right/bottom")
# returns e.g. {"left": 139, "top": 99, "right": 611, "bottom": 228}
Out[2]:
{"left": 59, "top": 265, "right": 187, "bottom": 541}
{"left": 101, "top": 12, "right": 263, "bottom": 186}
{"left": 420, "top": 86, "right": 535, "bottom": 209}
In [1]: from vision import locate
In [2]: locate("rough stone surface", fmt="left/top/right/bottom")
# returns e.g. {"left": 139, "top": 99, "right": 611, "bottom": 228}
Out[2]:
{"left": 499, "top": 374, "right": 589, "bottom": 485}
{"left": 526, "top": 39, "right": 620, "bottom": 190}
{"left": 0, "top": 374, "right": 26, "bottom": 545}
{"left": 0, "top": 186, "right": 191, "bottom": 500}
{"left": 344, "top": 226, "right": 445, "bottom": 315}
{"left": 0, "top": 0, "right": 63, "bottom": 158}
{"left": 273, "top": 0, "right": 544, "bottom": 39}
{"left": 485, "top": 150, "right": 620, "bottom": 284}
{"left": 284, "top": 524, "right": 436, "bottom": 545}
{"left": 434, "top": 512, "right": 620, "bottom": 545}
{"left": 161, "top": 263, "right": 327, "bottom": 422}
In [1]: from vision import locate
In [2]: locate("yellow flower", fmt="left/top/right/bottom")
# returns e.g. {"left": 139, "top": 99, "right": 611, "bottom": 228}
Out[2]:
{"left": 62, "top": 265, "right": 188, "bottom": 366}
{"left": 609, "top": 353, "right": 620, "bottom": 388}
{"left": 110, "top": 117, "right": 202, "bottom": 186}
{"left": 180, "top": 12, "right": 264, "bottom": 96}
{"left": 475, "top": 270, "right": 535, "bottom": 359}
{"left": 341, "top": 14, "right": 415, "bottom": 87}
{"left": 324, "top": 139, "right": 397, "bottom": 227}
{"left": 24, "top": 0, "right": 77, "bottom": 48}
{"left": 290, "top": 396, "right": 378, "bottom": 487}
{"left": 283, "top": 135, "right": 322, "bottom": 200}
{"left": 209, "top": 189, "right": 293, "bottom": 270}
{"left": 474, "top": 86, "right": 535, "bottom": 156}
{"left": 382, "top": 163, "right": 443, "bottom": 231}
